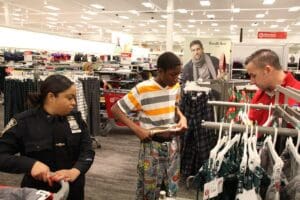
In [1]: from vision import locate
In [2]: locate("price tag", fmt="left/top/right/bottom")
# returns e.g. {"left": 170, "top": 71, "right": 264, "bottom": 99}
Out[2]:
{"left": 217, "top": 177, "right": 224, "bottom": 194}
{"left": 203, "top": 179, "right": 218, "bottom": 200}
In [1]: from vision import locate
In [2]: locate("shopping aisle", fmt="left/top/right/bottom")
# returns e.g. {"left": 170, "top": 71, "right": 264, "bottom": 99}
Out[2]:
{"left": 0, "top": 104, "right": 195, "bottom": 200}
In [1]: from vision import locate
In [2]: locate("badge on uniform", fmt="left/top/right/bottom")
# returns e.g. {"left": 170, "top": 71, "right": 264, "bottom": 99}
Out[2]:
{"left": 1, "top": 118, "right": 17, "bottom": 137}
{"left": 67, "top": 116, "right": 81, "bottom": 134}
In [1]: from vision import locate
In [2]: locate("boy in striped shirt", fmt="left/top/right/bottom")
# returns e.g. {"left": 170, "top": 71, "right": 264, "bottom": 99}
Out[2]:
{"left": 112, "top": 52, "right": 187, "bottom": 199}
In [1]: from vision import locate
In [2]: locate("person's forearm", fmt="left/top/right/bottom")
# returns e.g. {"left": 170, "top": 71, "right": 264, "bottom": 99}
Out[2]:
{"left": 111, "top": 104, "right": 146, "bottom": 138}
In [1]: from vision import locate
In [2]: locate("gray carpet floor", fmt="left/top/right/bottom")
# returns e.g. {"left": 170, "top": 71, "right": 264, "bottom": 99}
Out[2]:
{"left": 0, "top": 104, "right": 196, "bottom": 199}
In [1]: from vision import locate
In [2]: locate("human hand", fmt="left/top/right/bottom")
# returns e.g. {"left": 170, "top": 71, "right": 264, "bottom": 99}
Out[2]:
{"left": 176, "top": 116, "right": 188, "bottom": 132}
{"left": 138, "top": 128, "right": 152, "bottom": 142}
{"left": 31, "top": 161, "right": 52, "bottom": 185}
{"left": 50, "top": 168, "right": 81, "bottom": 183}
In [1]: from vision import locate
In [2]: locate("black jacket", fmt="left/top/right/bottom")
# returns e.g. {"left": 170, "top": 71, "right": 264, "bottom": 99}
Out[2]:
{"left": 0, "top": 107, "right": 95, "bottom": 199}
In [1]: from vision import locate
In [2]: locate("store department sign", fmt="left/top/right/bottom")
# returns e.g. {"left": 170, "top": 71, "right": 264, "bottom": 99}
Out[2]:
{"left": 257, "top": 31, "right": 287, "bottom": 39}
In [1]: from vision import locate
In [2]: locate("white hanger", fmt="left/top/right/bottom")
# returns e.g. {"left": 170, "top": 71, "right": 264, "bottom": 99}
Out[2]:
{"left": 215, "top": 133, "right": 241, "bottom": 172}
{"left": 285, "top": 137, "right": 300, "bottom": 165}
{"left": 184, "top": 81, "right": 211, "bottom": 94}
{"left": 262, "top": 103, "right": 274, "bottom": 127}
{"left": 209, "top": 122, "right": 225, "bottom": 169}
{"left": 240, "top": 131, "right": 248, "bottom": 172}
{"left": 273, "top": 127, "right": 278, "bottom": 147}
{"left": 248, "top": 125, "right": 261, "bottom": 172}
{"left": 296, "top": 129, "right": 300, "bottom": 150}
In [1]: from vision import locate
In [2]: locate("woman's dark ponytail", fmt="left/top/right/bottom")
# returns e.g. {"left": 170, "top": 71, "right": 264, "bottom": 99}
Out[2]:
{"left": 27, "top": 92, "right": 43, "bottom": 108}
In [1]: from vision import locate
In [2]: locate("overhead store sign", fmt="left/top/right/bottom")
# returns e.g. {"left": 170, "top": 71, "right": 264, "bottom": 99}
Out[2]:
{"left": 257, "top": 31, "right": 287, "bottom": 39}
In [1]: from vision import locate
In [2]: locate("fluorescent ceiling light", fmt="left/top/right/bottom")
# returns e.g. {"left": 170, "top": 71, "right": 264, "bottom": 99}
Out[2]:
{"left": 161, "top": 15, "right": 168, "bottom": 19}
{"left": 295, "top": 22, "right": 300, "bottom": 26}
{"left": 81, "top": 16, "right": 91, "bottom": 20}
{"left": 270, "top": 24, "right": 278, "bottom": 28}
{"left": 288, "top": 7, "right": 300, "bottom": 12}
{"left": 211, "top": 23, "right": 218, "bottom": 26}
{"left": 248, "top": 29, "right": 254, "bottom": 32}
{"left": 263, "top": 0, "right": 275, "bottom": 5}
{"left": 150, "top": 19, "right": 157, "bottom": 23}
{"left": 90, "top": 4, "right": 104, "bottom": 9}
{"left": 256, "top": 14, "right": 265, "bottom": 18}
{"left": 48, "top": 12, "right": 59, "bottom": 16}
{"left": 139, "top": 23, "right": 146, "bottom": 27}
{"left": 188, "top": 19, "right": 196, "bottom": 23}
{"left": 159, "top": 25, "right": 166, "bottom": 28}
{"left": 232, "top": 8, "right": 240, "bottom": 13}
{"left": 142, "top": 2, "right": 153, "bottom": 8}
{"left": 214, "top": 29, "right": 220, "bottom": 32}
{"left": 251, "top": 22, "right": 258, "bottom": 26}
{"left": 90, "top": 25, "right": 99, "bottom": 29}
{"left": 206, "top": 14, "right": 215, "bottom": 19}
{"left": 129, "top": 10, "right": 139, "bottom": 15}
{"left": 44, "top": 5, "right": 60, "bottom": 11}
{"left": 12, "top": 13, "right": 21, "bottom": 17}
{"left": 200, "top": 1, "right": 211, "bottom": 7}
{"left": 276, "top": 19, "right": 285, "bottom": 23}
{"left": 127, "top": 25, "right": 135, "bottom": 28}
{"left": 174, "top": 23, "right": 181, "bottom": 27}
{"left": 177, "top": 9, "right": 188, "bottom": 14}
{"left": 112, "top": 20, "right": 120, "bottom": 24}
{"left": 188, "top": 24, "right": 195, "bottom": 28}
{"left": 85, "top": 10, "right": 97, "bottom": 15}
{"left": 46, "top": 17, "right": 58, "bottom": 21}
{"left": 119, "top": 15, "right": 129, "bottom": 19}
{"left": 182, "top": 29, "right": 188, "bottom": 32}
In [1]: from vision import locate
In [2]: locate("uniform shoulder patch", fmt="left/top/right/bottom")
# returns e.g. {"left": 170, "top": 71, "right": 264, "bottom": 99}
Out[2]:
{"left": 1, "top": 118, "right": 17, "bottom": 137}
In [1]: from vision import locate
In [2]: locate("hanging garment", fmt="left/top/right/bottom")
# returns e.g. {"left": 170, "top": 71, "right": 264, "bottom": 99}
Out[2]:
{"left": 180, "top": 91, "right": 217, "bottom": 178}
{"left": 75, "top": 80, "right": 88, "bottom": 122}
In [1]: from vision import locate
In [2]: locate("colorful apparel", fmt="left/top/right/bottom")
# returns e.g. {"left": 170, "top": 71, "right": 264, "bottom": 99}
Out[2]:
{"left": 117, "top": 78, "right": 181, "bottom": 200}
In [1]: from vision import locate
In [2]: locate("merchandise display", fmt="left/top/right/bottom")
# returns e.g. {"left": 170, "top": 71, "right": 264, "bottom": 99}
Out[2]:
{"left": 0, "top": 1, "right": 299, "bottom": 200}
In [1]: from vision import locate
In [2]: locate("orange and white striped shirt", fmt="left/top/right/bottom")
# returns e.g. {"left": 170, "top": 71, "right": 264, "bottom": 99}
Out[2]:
{"left": 117, "top": 78, "right": 180, "bottom": 129}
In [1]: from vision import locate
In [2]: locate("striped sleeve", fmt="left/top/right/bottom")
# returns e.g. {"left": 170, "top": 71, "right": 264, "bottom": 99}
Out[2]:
{"left": 117, "top": 86, "right": 141, "bottom": 115}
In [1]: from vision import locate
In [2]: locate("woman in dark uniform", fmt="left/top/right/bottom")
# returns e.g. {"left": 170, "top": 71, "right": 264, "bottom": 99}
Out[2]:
{"left": 0, "top": 74, "right": 95, "bottom": 200}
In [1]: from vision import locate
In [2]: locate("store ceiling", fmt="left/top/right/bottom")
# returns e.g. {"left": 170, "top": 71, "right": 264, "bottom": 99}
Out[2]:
{"left": 0, "top": 0, "right": 299, "bottom": 47}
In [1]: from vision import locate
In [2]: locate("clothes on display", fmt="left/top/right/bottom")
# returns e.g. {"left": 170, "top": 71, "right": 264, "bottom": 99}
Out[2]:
{"left": 180, "top": 86, "right": 217, "bottom": 178}
{"left": 3, "top": 74, "right": 101, "bottom": 138}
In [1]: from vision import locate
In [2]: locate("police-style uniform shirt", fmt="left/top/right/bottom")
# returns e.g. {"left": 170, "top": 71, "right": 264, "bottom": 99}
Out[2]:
{"left": 0, "top": 107, "right": 95, "bottom": 200}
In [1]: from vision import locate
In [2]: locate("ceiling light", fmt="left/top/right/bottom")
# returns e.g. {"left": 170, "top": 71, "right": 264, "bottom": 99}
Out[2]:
{"left": 152, "top": 28, "right": 158, "bottom": 33}
{"left": 142, "top": 2, "right": 154, "bottom": 8}
{"left": 81, "top": 16, "right": 91, "bottom": 20}
{"left": 270, "top": 24, "right": 278, "bottom": 28}
{"left": 288, "top": 7, "right": 300, "bottom": 12}
{"left": 119, "top": 15, "right": 129, "bottom": 19}
{"left": 256, "top": 14, "right": 265, "bottom": 18}
{"left": 284, "top": 28, "right": 291, "bottom": 32}
{"left": 76, "top": 24, "right": 83, "bottom": 27}
{"left": 295, "top": 22, "right": 300, "bottom": 26}
{"left": 206, "top": 14, "right": 215, "bottom": 19}
{"left": 177, "top": 9, "right": 188, "bottom": 14}
{"left": 90, "top": 4, "right": 104, "bottom": 9}
{"left": 174, "top": 23, "right": 181, "bottom": 27}
{"left": 182, "top": 29, "right": 188, "bottom": 32}
{"left": 232, "top": 8, "right": 240, "bottom": 13}
{"left": 159, "top": 25, "right": 166, "bottom": 28}
{"left": 46, "top": 17, "right": 58, "bottom": 21}
{"left": 251, "top": 22, "right": 258, "bottom": 26}
{"left": 214, "top": 29, "right": 220, "bottom": 32}
{"left": 12, "top": 13, "right": 21, "bottom": 17}
{"left": 127, "top": 25, "right": 135, "bottom": 28}
{"left": 263, "top": 0, "right": 275, "bottom": 5}
{"left": 248, "top": 29, "right": 254, "bottom": 32}
{"left": 188, "top": 19, "right": 196, "bottom": 23}
{"left": 90, "top": 25, "right": 99, "bottom": 29}
{"left": 12, "top": 17, "right": 21, "bottom": 21}
{"left": 44, "top": 5, "right": 60, "bottom": 11}
{"left": 276, "top": 19, "right": 285, "bottom": 23}
{"left": 200, "top": 1, "right": 211, "bottom": 7}
{"left": 129, "top": 10, "right": 139, "bottom": 15}
{"left": 161, "top": 15, "right": 168, "bottom": 19}
{"left": 150, "top": 19, "right": 157, "bottom": 23}
{"left": 139, "top": 23, "right": 146, "bottom": 27}
{"left": 85, "top": 10, "right": 97, "bottom": 15}
{"left": 188, "top": 24, "right": 195, "bottom": 28}
{"left": 230, "top": 17, "right": 234, "bottom": 21}
{"left": 48, "top": 12, "right": 59, "bottom": 16}
{"left": 211, "top": 23, "right": 218, "bottom": 26}
{"left": 13, "top": 8, "right": 22, "bottom": 12}
{"left": 112, "top": 20, "right": 120, "bottom": 24}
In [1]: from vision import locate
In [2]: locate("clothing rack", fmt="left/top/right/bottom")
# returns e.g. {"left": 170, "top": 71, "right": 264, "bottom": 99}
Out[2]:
{"left": 208, "top": 100, "right": 275, "bottom": 110}
{"left": 275, "top": 85, "right": 300, "bottom": 104}
{"left": 202, "top": 121, "right": 298, "bottom": 137}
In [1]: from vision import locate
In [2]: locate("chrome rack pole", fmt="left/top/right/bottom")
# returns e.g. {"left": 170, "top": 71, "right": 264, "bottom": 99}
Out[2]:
{"left": 202, "top": 121, "right": 298, "bottom": 137}
{"left": 275, "top": 85, "right": 300, "bottom": 105}
{"left": 274, "top": 106, "right": 300, "bottom": 129}
{"left": 208, "top": 100, "right": 275, "bottom": 110}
